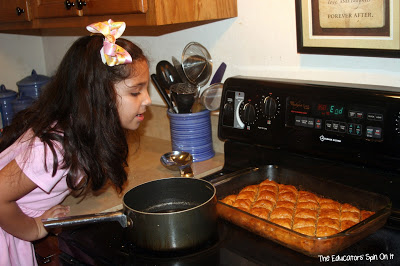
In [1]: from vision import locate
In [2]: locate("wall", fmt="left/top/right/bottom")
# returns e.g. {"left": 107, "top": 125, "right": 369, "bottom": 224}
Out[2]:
{"left": 0, "top": 34, "right": 46, "bottom": 91}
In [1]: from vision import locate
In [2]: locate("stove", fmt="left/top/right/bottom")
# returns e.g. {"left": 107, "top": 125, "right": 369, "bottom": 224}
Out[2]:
{"left": 57, "top": 76, "right": 400, "bottom": 265}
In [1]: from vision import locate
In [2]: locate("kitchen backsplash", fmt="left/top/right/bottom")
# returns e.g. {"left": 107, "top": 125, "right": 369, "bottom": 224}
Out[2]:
{"left": 137, "top": 105, "right": 224, "bottom": 154}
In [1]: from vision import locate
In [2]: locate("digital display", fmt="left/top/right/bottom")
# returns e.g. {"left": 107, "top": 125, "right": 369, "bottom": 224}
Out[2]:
{"left": 329, "top": 104, "right": 345, "bottom": 115}
{"left": 287, "top": 97, "right": 346, "bottom": 118}
{"left": 288, "top": 98, "right": 311, "bottom": 115}
{"left": 316, "top": 103, "right": 345, "bottom": 117}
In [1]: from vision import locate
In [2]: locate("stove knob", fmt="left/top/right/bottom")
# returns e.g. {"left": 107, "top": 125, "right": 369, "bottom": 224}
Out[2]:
{"left": 262, "top": 96, "right": 278, "bottom": 119}
{"left": 222, "top": 102, "right": 234, "bottom": 126}
{"left": 241, "top": 103, "right": 256, "bottom": 124}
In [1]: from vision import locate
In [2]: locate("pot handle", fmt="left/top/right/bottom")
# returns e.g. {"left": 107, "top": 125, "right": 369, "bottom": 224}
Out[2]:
{"left": 42, "top": 210, "right": 131, "bottom": 229}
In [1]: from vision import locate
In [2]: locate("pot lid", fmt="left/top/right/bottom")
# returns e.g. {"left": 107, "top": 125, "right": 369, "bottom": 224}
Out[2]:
{"left": 0, "top": 84, "right": 17, "bottom": 99}
{"left": 16, "top": 70, "right": 50, "bottom": 87}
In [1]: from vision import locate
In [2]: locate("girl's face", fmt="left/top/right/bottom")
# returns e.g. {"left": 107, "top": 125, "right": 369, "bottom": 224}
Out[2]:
{"left": 114, "top": 60, "right": 151, "bottom": 130}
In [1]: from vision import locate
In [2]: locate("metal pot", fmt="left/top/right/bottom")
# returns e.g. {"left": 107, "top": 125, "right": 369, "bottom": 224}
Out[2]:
{"left": 43, "top": 177, "right": 217, "bottom": 252}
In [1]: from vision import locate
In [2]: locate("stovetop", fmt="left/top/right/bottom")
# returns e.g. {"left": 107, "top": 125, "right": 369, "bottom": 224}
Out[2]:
{"left": 57, "top": 159, "right": 400, "bottom": 265}
{"left": 58, "top": 218, "right": 400, "bottom": 265}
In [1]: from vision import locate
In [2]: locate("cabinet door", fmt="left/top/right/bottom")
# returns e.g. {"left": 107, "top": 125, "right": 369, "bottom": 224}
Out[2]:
{"left": 33, "top": 0, "right": 82, "bottom": 18}
{"left": 0, "top": 0, "right": 31, "bottom": 22}
{"left": 33, "top": 0, "right": 147, "bottom": 19}
{"left": 83, "top": 0, "right": 148, "bottom": 16}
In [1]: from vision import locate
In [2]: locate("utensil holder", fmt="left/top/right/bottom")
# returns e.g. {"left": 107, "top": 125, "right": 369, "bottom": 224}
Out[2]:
{"left": 168, "top": 109, "right": 214, "bottom": 162}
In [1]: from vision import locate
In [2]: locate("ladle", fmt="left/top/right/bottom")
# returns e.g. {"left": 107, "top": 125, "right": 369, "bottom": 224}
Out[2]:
{"left": 151, "top": 74, "right": 176, "bottom": 113}
{"left": 156, "top": 60, "right": 182, "bottom": 93}
{"left": 160, "top": 151, "right": 194, "bottom": 177}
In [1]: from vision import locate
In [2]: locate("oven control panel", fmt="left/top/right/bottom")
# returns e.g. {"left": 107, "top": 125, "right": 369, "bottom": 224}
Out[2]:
{"left": 218, "top": 76, "right": 400, "bottom": 166}
{"left": 285, "top": 96, "right": 385, "bottom": 141}
{"left": 221, "top": 90, "right": 282, "bottom": 130}
{"left": 222, "top": 92, "right": 384, "bottom": 141}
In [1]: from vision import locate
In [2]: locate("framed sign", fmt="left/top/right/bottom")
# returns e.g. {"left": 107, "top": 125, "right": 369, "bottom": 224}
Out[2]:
{"left": 295, "top": 0, "right": 400, "bottom": 57}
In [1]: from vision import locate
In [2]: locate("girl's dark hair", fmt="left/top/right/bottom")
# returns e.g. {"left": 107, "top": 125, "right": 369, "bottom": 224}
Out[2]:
{"left": 0, "top": 35, "right": 147, "bottom": 193}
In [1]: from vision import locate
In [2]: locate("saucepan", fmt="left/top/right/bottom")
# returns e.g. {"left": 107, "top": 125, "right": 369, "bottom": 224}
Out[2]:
{"left": 43, "top": 177, "right": 217, "bottom": 251}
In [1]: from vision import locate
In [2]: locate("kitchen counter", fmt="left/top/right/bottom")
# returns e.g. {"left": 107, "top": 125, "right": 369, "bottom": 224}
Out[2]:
{"left": 61, "top": 134, "right": 224, "bottom": 216}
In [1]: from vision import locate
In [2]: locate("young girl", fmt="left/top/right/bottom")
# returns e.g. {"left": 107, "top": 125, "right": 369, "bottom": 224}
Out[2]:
{"left": 0, "top": 20, "right": 151, "bottom": 266}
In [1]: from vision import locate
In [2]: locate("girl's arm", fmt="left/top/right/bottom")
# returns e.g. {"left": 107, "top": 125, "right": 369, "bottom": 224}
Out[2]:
{"left": 0, "top": 160, "right": 69, "bottom": 241}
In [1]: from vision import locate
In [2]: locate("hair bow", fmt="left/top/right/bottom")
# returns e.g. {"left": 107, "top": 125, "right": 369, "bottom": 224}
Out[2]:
{"left": 86, "top": 19, "right": 132, "bottom": 66}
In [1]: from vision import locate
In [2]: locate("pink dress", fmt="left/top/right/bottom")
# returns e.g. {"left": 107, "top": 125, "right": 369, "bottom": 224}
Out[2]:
{"left": 0, "top": 130, "right": 71, "bottom": 266}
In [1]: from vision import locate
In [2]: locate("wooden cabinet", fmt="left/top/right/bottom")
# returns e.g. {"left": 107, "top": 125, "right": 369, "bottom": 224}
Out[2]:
{"left": 0, "top": 0, "right": 237, "bottom": 33}
{"left": 33, "top": 0, "right": 80, "bottom": 19}
{"left": 148, "top": 0, "right": 237, "bottom": 25}
{"left": 0, "top": 0, "right": 32, "bottom": 23}
{"left": 83, "top": 0, "right": 148, "bottom": 16}
{"left": 33, "top": 0, "right": 147, "bottom": 19}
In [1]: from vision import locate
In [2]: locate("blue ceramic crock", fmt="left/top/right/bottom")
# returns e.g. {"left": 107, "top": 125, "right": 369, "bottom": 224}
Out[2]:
{"left": 16, "top": 69, "right": 50, "bottom": 100}
{"left": 0, "top": 84, "right": 17, "bottom": 128}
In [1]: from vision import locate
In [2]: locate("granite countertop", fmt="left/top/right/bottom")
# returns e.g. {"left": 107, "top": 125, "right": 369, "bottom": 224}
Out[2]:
{"left": 62, "top": 134, "right": 224, "bottom": 215}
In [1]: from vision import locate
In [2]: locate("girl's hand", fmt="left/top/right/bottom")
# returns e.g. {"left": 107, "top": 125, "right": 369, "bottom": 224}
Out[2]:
{"left": 34, "top": 205, "right": 70, "bottom": 239}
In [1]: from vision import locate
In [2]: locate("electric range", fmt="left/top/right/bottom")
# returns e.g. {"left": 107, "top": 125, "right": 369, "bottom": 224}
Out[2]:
{"left": 57, "top": 76, "right": 400, "bottom": 265}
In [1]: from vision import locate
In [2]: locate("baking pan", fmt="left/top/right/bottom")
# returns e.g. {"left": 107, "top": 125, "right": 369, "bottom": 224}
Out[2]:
{"left": 213, "top": 165, "right": 391, "bottom": 257}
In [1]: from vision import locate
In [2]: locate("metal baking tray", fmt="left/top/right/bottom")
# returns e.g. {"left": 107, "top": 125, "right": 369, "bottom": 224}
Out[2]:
{"left": 213, "top": 165, "right": 391, "bottom": 257}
